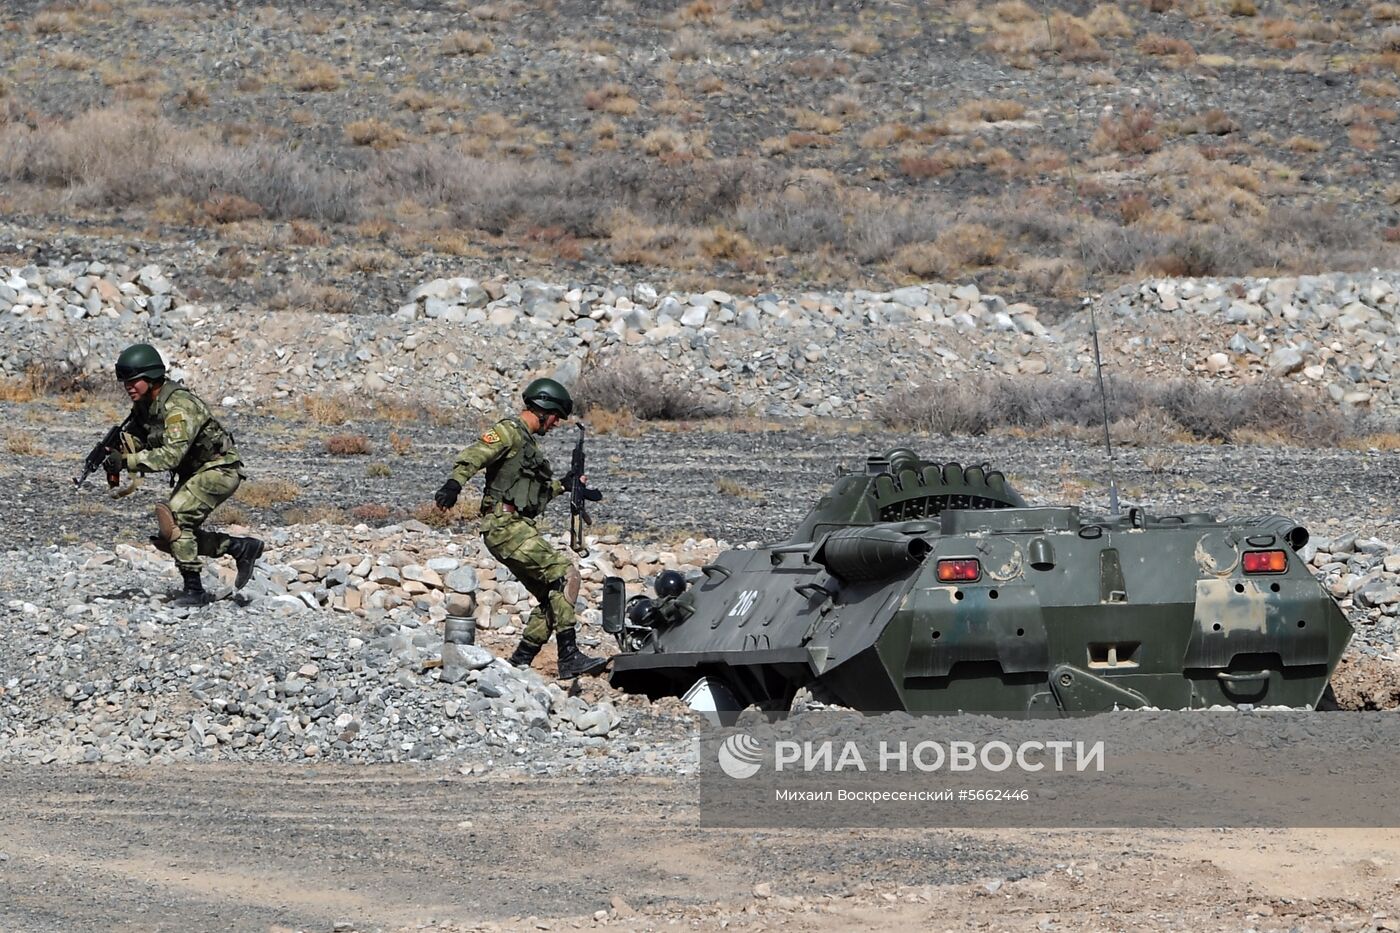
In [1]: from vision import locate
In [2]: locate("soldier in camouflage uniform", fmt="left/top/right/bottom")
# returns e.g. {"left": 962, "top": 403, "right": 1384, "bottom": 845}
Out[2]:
{"left": 104, "top": 344, "right": 263, "bottom": 607}
{"left": 434, "top": 378, "right": 608, "bottom": 678}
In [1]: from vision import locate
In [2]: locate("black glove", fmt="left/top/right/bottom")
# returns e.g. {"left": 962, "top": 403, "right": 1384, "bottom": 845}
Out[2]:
{"left": 102, "top": 450, "right": 124, "bottom": 475}
{"left": 562, "top": 472, "right": 602, "bottom": 501}
{"left": 435, "top": 478, "right": 461, "bottom": 509}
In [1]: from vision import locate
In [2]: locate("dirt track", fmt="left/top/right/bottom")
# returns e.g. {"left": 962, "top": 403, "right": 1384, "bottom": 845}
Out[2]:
{"left": 3, "top": 766, "right": 1399, "bottom": 932}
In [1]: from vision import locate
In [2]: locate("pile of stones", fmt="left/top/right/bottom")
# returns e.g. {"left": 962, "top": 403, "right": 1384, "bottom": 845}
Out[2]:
{"left": 8, "top": 258, "right": 1398, "bottom": 420}
{"left": 0, "top": 525, "right": 718, "bottom": 769}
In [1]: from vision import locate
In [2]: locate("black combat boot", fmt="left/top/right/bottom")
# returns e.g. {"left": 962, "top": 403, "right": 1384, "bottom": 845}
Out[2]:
{"left": 171, "top": 569, "right": 211, "bottom": 607}
{"left": 555, "top": 628, "right": 608, "bottom": 679}
{"left": 507, "top": 639, "right": 544, "bottom": 669}
{"left": 229, "top": 537, "right": 264, "bottom": 590}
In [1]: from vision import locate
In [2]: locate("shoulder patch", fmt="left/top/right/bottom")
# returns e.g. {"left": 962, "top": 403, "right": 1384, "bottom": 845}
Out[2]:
{"left": 480, "top": 428, "right": 501, "bottom": 445}
{"left": 166, "top": 412, "right": 189, "bottom": 443}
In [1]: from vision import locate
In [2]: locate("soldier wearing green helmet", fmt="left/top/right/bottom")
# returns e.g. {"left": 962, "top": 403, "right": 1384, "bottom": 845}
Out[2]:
{"left": 106, "top": 343, "right": 263, "bottom": 607}
{"left": 434, "top": 377, "right": 608, "bottom": 679}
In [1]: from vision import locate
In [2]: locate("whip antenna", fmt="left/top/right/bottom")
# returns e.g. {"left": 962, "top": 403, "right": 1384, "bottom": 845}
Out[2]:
{"left": 1088, "top": 298, "right": 1120, "bottom": 516}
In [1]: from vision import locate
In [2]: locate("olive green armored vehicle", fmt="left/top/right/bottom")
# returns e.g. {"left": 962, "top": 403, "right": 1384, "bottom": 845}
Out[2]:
{"left": 603, "top": 448, "right": 1353, "bottom": 715}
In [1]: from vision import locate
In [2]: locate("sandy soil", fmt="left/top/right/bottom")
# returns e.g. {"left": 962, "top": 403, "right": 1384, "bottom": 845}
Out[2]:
{"left": 2, "top": 766, "right": 1398, "bottom": 933}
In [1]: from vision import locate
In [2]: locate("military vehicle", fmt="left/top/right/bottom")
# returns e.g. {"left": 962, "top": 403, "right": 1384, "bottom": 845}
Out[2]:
{"left": 602, "top": 448, "right": 1353, "bottom": 716}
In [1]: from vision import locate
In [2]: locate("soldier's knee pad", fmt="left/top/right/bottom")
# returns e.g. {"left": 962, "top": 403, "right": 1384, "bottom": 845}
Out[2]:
{"left": 563, "top": 568, "right": 581, "bottom": 604}
{"left": 155, "top": 503, "right": 182, "bottom": 544}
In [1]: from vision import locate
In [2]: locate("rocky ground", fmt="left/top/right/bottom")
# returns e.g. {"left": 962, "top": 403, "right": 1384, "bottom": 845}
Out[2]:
{"left": 4, "top": 0, "right": 1400, "bottom": 925}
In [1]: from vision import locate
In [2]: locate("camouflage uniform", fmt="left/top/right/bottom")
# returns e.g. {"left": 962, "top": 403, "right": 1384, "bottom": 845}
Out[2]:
{"left": 450, "top": 416, "right": 577, "bottom": 646}
{"left": 122, "top": 380, "right": 243, "bottom": 573}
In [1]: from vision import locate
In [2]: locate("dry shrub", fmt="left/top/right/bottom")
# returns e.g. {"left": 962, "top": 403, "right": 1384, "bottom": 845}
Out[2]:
{"left": 5, "top": 432, "right": 41, "bottom": 455}
{"left": 1376, "top": 4, "right": 1400, "bottom": 21}
{"left": 345, "top": 248, "right": 395, "bottom": 273}
{"left": 1092, "top": 103, "right": 1161, "bottom": 153}
{"left": 49, "top": 49, "right": 90, "bottom": 71}
{"left": 289, "top": 219, "right": 331, "bottom": 246}
{"left": 283, "top": 505, "right": 348, "bottom": 526}
{"left": 936, "top": 222, "right": 1006, "bottom": 266}
{"left": 388, "top": 431, "right": 413, "bottom": 456}
{"left": 877, "top": 376, "right": 1347, "bottom": 444}
{"left": 985, "top": 12, "right": 1105, "bottom": 62}
{"left": 279, "top": 281, "right": 354, "bottom": 314}
{"left": 700, "top": 226, "right": 760, "bottom": 264}
{"left": 411, "top": 500, "right": 479, "bottom": 529}
{"left": 668, "top": 28, "right": 711, "bottom": 61}
{"left": 345, "top": 119, "right": 405, "bottom": 149}
{"left": 210, "top": 503, "right": 251, "bottom": 526}
{"left": 442, "top": 31, "right": 495, "bottom": 56}
{"left": 575, "top": 354, "right": 727, "bottom": 420}
{"left": 1136, "top": 33, "right": 1197, "bottom": 61}
{"left": 325, "top": 434, "right": 372, "bottom": 456}
{"left": 789, "top": 56, "right": 851, "bottom": 79}
{"left": 366, "top": 462, "right": 392, "bottom": 478}
{"left": 1284, "top": 135, "right": 1327, "bottom": 152}
{"left": 291, "top": 61, "right": 341, "bottom": 92}
{"left": 891, "top": 242, "right": 952, "bottom": 278}
{"left": 791, "top": 109, "right": 843, "bottom": 133}
{"left": 1229, "top": 0, "right": 1258, "bottom": 16}
{"left": 583, "top": 83, "right": 639, "bottom": 115}
{"left": 840, "top": 32, "right": 881, "bottom": 55}
{"left": 350, "top": 503, "right": 392, "bottom": 523}
{"left": 896, "top": 151, "right": 963, "bottom": 178}
{"left": 1363, "top": 78, "right": 1400, "bottom": 97}
{"left": 955, "top": 99, "right": 1026, "bottom": 122}
{"left": 1350, "top": 123, "right": 1381, "bottom": 150}
{"left": 1117, "top": 191, "right": 1153, "bottom": 224}
{"left": 302, "top": 394, "right": 353, "bottom": 425}
{"left": 202, "top": 193, "right": 264, "bottom": 223}
{"left": 1086, "top": 4, "right": 1134, "bottom": 37}
{"left": 33, "top": 11, "right": 76, "bottom": 34}
{"left": 235, "top": 479, "right": 301, "bottom": 507}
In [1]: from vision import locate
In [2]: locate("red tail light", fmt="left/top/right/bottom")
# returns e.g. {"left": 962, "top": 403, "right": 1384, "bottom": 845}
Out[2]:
{"left": 937, "top": 559, "right": 981, "bottom": 582}
{"left": 1242, "top": 550, "right": 1287, "bottom": 574}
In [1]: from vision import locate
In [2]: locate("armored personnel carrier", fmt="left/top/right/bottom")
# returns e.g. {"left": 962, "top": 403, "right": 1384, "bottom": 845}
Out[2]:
{"left": 603, "top": 448, "right": 1352, "bottom": 715}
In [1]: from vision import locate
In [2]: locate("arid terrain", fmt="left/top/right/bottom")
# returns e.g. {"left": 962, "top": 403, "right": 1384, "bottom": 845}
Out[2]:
{"left": 4, "top": 0, "right": 1400, "bottom": 930}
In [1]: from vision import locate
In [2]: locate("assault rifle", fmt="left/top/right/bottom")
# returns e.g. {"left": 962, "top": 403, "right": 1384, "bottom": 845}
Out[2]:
{"left": 567, "top": 424, "right": 601, "bottom": 557}
{"left": 75, "top": 411, "right": 140, "bottom": 497}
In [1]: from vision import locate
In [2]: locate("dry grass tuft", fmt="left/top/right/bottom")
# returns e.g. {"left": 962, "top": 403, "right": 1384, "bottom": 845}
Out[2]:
{"left": 4, "top": 432, "right": 42, "bottom": 456}
{"left": 715, "top": 476, "right": 762, "bottom": 498}
{"left": 235, "top": 479, "right": 301, "bottom": 507}
{"left": 325, "top": 434, "right": 372, "bottom": 456}
{"left": 202, "top": 193, "right": 264, "bottom": 223}
{"left": 350, "top": 503, "right": 393, "bottom": 523}
{"left": 345, "top": 119, "right": 406, "bottom": 149}
{"left": 955, "top": 99, "right": 1027, "bottom": 122}
{"left": 840, "top": 32, "right": 882, "bottom": 55}
{"left": 575, "top": 353, "right": 729, "bottom": 420}
{"left": 411, "top": 500, "right": 480, "bottom": 529}
{"left": 291, "top": 61, "right": 342, "bottom": 92}
{"left": 1093, "top": 103, "right": 1161, "bottom": 153}
{"left": 583, "top": 83, "right": 639, "bottom": 115}
{"left": 442, "top": 31, "right": 496, "bottom": 56}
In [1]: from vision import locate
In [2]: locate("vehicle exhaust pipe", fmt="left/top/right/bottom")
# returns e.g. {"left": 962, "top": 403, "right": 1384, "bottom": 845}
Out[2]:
{"left": 813, "top": 527, "right": 931, "bottom": 582}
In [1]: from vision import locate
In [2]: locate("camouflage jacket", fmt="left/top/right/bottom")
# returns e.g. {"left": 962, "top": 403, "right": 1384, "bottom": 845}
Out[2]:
{"left": 450, "top": 415, "right": 563, "bottom": 517}
{"left": 122, "top": 380, "right": 239, "bottom": 478}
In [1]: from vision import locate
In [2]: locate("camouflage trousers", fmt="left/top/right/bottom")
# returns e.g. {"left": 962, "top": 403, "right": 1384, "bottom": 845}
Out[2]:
{"left": 165, "top": 465, "right": 242, "bottom": 573}
{"left": 481, "top": 510, "right": 577, "bottom": 646}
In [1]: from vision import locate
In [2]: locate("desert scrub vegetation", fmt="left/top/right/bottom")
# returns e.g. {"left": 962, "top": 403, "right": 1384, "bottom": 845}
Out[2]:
{"left": 575, "top": 353, "right": 729, "bottom": 420}
{"left": 875, "top": 376, "right": 1360, "bottom": 446}
{"left": 1, "top": 93, "right": 1394, "bottom": 310}
{"left": 235, "top": 479, "right": 301, "bottom": 507}
{"left": 324, "top": 434, "right": 372, "bottom": 456}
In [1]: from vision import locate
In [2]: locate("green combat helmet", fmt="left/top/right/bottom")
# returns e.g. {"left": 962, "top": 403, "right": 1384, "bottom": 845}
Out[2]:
{"left": 522, "top": 377, "right": 573, "bottom": 418}
{"left": 114, "top": 343, "right": 166, "bottom": 382}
